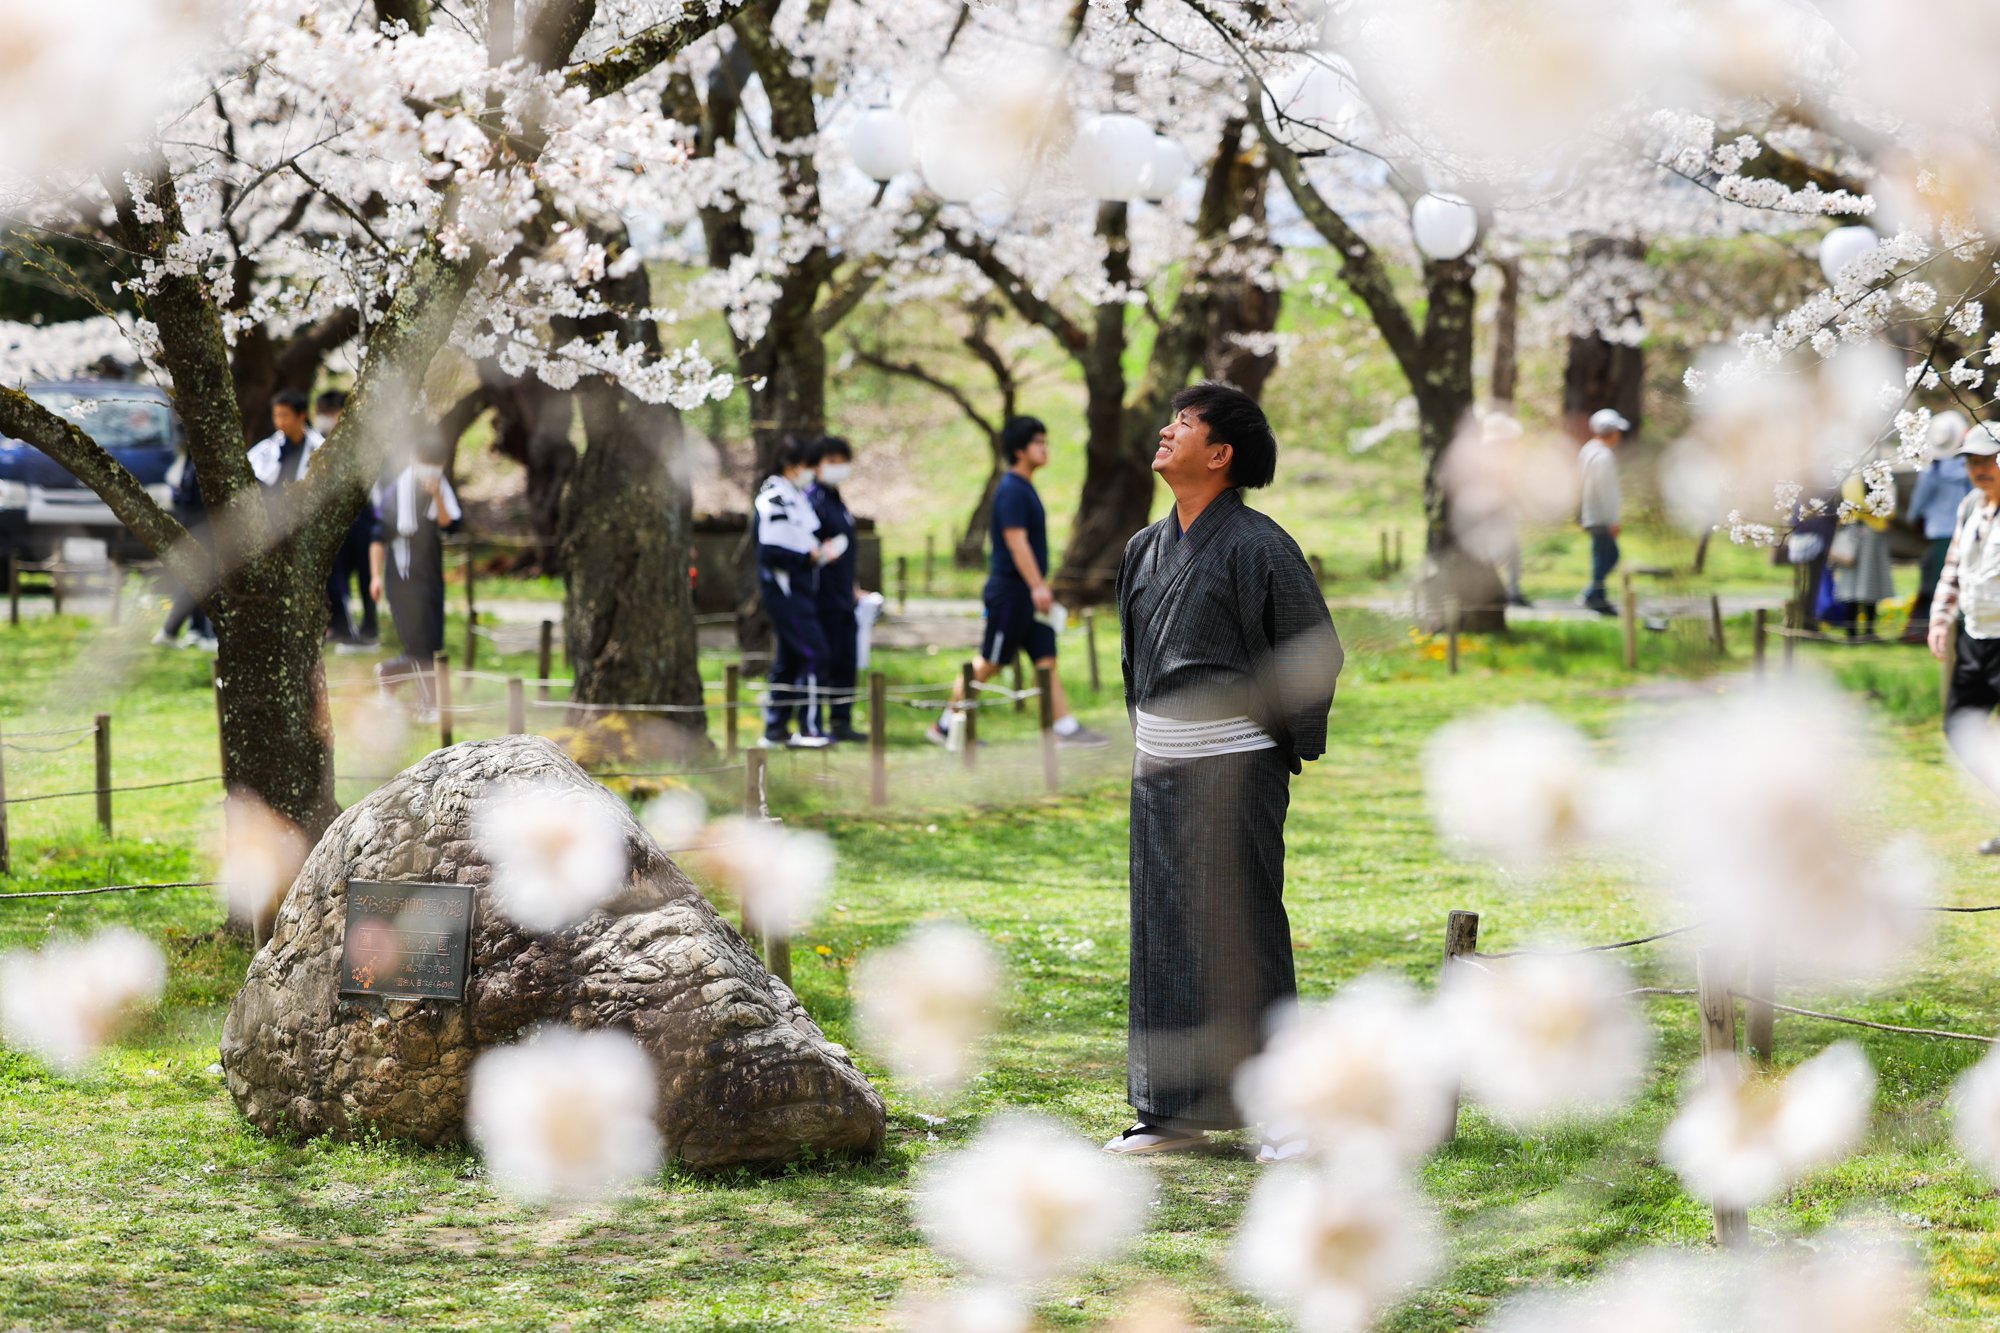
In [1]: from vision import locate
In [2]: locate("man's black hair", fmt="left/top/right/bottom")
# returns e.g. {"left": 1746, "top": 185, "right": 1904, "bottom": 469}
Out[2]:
{"left": 1171, "top": 380, "right": 1277, "bottom": 489}
{"left": 808, "top": 435, "right": 854, "bottom": 466}
{"left": 776, "top": 436, "right": 815, "bottom": 471}
{"left": 999, "top": 415, "right": 1047, "bottom": 465}
{"left": 315, "top": 388, "right": 348, "bottom": 413}
{"left": 271, "top": 388, "right": 311, "bottom": 416}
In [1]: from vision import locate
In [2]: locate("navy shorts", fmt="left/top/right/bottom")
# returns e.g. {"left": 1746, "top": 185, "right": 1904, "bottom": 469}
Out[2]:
{"left": 980, "top": 582, "right": 1056, "bottom": 666}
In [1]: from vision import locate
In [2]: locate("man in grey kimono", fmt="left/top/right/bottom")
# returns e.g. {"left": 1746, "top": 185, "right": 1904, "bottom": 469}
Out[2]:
{"left": 1103, "top": 381, "right": 1342, "bottom": 1158}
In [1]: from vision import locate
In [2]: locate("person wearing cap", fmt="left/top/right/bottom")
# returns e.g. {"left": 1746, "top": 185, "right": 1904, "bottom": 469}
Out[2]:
{"left": 1906, "top": 411, "right": 1974, "bottom": 639}
{"left": 1577, "top": 408, "right": 1628, "bottom": 617}
{"left": 1930, "top": 421, "right": 2000, "bottom": 851}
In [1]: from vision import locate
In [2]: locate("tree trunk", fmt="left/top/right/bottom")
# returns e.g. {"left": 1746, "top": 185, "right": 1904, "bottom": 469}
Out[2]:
{"left": 957, "top": 458, "right": 1004, "bottom": 570}
{"left": 482, "top": 369, "right": 577, "bottom": 572}
{"left": 211, "top": 554, "right": 338, "bottom": 840}
{"left": 1414, "top": 257, "right": 1507, "bottom": 632}
{"left": 1490, "top": 256, "right": 1521, "bottom": 408}
{"left": 1562, "top": 237, "right": 1646, "bottom": 438}
{"left": 1204, "top": 140, "right": 1280, "bottom": 400}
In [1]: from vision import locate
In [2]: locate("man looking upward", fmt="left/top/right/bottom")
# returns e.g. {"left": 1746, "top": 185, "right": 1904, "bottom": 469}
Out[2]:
{"left": 1103, "top": 381, "right": 1342, "bottom": 1159}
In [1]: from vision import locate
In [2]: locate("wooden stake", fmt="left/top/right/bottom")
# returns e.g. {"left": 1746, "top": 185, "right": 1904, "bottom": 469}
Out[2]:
{"left": 960, "top": 662, "right": 978, "bottom": 770}
{"left": 1445, "top": 597, "right": 1460, "bottom": 675}
{"left": 1310, "top": 554, "right": 1326, "bottom": 586}
{"left": 1709, "top": 593, "right": 1726, "bottom": 655}
{"left": 507, "top": 677, "right": 525, "bottom": 735}
{"left": 434, "top": 651, "right": 453, "bottom": 748}
{"left": 868, "top": 672, "right": 888, "bottom": 807}
{"left": 1084, "top": 608, "right": 1101, "bottom": 692}
{"left": 93, "top": 713, "right": 111, "bottom": 837}
{"left": 1620, "top": 572, "right": 1638, "bottom": 670}
{"left": 1379, "top": 529, "right": 1390, "bottom": 577}
{"left": 1012, "top": 658, "right": 1025, "bottom": 713}
{"left": 464, "top": 541, "right": 477, "bottom": 620}
{"left": 1394, "top": 527, "right": 1404, "bottom": 572}
{"left": 537, "top": 619, "right": 554, "bottom": 701}
{"left": 896, "top": 555, "right": 908, "bottom": 614}
{"left": 0, "top": 719, "right": 12, "bottom": 876}
{"left": 1439, "top": 910, "right": 1481, "bottom": 1143}
{"left": 724, "top": 662, "right": 741, "bottom": 758}
{"left": 108, "top": 560, "right": 121, "bottom": 625}
{"left": 463, "top": 609, "right": 478, "bottom": 672}
{"left": 1036, "top": 663, "right": 1058, "bottom": 793}
{"left": 1696, "top": 947, "right": 1748, "bottom": 1248}
{"left": 744, "top": 746, "right": 768, "bottom": 819}
{"left": 766, "top": 932, "right": 792, "bottom": 987}
{"left": 1753, "top": 608, "right": 1768, "bottom": 677}
{"left": 1744, "top": 946, "right": 1776, "bottom": 1065}
{"left": 50, "top": 565, "right": 62, "bottom": 617}
{"left": 924, "top": 533, "right": 935, "bottom": 594}
{"left": 6, "top": 554, "right": 16, "bottom": 626}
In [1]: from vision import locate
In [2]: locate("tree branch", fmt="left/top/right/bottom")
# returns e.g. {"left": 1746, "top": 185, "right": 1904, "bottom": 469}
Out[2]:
{"left": 945, "top": 232, "right": 1090, "bottom": 356}
{"left": 845, "top": 339, "right": 996, "bottom": 439}
{"left": 565, "top": 2, "right": 747, "bottom": 97}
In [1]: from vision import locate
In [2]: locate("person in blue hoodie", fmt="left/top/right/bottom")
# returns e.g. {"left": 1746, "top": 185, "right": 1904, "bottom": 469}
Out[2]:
{"left": 806, "top": 435, "right": 865, "bottom": 743}
{"left": 756, "top": 438, "right": 836, "bottom": 749}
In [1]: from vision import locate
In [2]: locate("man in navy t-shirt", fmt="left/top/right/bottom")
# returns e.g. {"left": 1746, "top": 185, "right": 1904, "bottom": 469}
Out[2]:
{"left": 928, "top": 416, "right": 1107, "bottom": 748}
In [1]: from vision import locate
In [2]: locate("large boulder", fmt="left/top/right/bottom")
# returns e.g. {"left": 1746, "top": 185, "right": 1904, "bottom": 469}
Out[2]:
{"left": 220, "top": 735, "right": 884, "bottom": 1169}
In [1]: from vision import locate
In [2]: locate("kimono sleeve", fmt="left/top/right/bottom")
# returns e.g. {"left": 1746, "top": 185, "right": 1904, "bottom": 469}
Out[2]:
{"left": 1247, "top": 535, "right": 1343, "bottom": 765}
{"left": 1115, "top": 536, "right": 1137, "bottom": 730}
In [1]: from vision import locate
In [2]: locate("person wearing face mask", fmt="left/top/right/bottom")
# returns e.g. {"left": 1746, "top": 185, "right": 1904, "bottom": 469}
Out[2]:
{"left": 316, "top": 390, "right": 380, "bottom": 649}
{"left": 756, "top": 437, "right": 836, "bottom": 748}
{"left": 806, "top": 436, "right": 866, "bottom": 743}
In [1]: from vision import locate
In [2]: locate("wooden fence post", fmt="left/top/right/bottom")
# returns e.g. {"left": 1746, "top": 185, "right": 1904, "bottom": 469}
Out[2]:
{"left": 960, "top": 662, "right": 978, "bottom": 770}
{"left": 6, "top": 554, "right": 16, "bottom": 626}
{"left": 108, "top": 560, "right": 122, "bottom": 625}
{"left": 537, "top": 619, "right": 554, "bottom": 701}
{"left": 1753, "top": 608, "right": 1768, "bottom": 677}
{"left": 464, "top": 541, "right": 477, "bottom": 620}
{"left": 1620, "top": 573, "right": 1639, "bottom": 669}
{"left": 434, "top": 652, "right": 453, "bottom": 748}
{"left": 1084, "top": 608, "right": 1102, "bottom": 692}
{"left": 1445, "top": 598, "right": 1460, "bottom": 675}
{"left": 507, "top": 678, "right": 525, "bottom": 735}
{"left": 1744, "top": 946, "right": 1776, "bottom": 1065}
{"left": 1379, "top": 530, "right": 1390, "bottom": 577}
{"left": 463, "top": 609, "right": 478, "bottom": 672}
{"left": 1709, "top": 594, "right": 1726, "bottom": 656}
{"left": 1696, "top": 947, "right": 1748, "bottom": 1248}
{"left": 924, "top": 533, "right": 935, "bottom": 594}
{"left": 1440, "top": 910, "right": 1480, "bottom": 1143}
{"left": 1310, "top": 554, "right": 1326, "bottom": 586}
{"left": 93, "top": 713, "right": 112, "bottom": 837}
{"left": 741, "top": 748, "right": 768, "bottom": 955}
{"left": 724, "top": 662, "right": 741, "bottom": 758}
{"left": 0, "top": 719, "right": 11, "bottom": 876}
{"left": 1036, "top": 664, "right": 1059, "bottom": 793}
{"left": 1012, "top": 658, "right": 1025, "bottom": 713}
{"left": 869, "top": 673, "right": 888, "bottom": 806}
{"left": 896, "top": 556, "right": 908, "bottom": 614}
{"left": 50, "top": 566, "right": 62, "bottom": 617}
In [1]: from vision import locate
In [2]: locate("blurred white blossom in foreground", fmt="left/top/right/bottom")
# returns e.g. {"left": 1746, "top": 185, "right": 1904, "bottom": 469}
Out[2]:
{"left": 692, "top": 817, "right": 834, "bottom": 938}
{"left": 1948, "top": 1042, "right": 2000, "bottom": 1185}
{"left": 1423, "top": 708, "right": 1611, "bottom": 870}
{"left": 1630, "top": 678, "right": 1934, "bottom": 978}
{"left": 0, "top": 927, "right": 167, "bottom": 1072}
{"left": 892, "top": 1284, "right": 1029, "bottom": 1333}
{"left": 0, "top": 0, "right": 223, "bottom": 181}
{"left": 1662, "top": 1043, "right": 1875, "bottom": 1210}
{"left": 216, "top": 791, "right": 311, "bottom": 931}
{"left": 1230, "top": 1160, "right": 1437, "bottom": 1333}
{"left": 1439, "top": 413, "right": 1583, "bottom": 566}
{"left": 915, "top": 1114, "right": 1149, "bottom": 1287}
{"left": 466, "top": 1026, "right": 661, "bottom": 1203}
{"left": 1485, "top": 1249, "right": 1732, "bottom": 1332}
{"left": 638, "top": 789, "right": 709, "bottom": 851}
{"left": 475, "top": 782, "right": 629, "bottom": 932}
{"left": 332, "top": 692, "right": 412, "bottom": 779}
{"left": 1441, "top": 950, "right": 1651, "bottom": 1128}
{"left": 853, "top": 922, "right": 1003, "bottom": 1097}
{"left": 1234, "top": 976, "right": 1454, "bottom": 1160}
{"left": 1742, "top": 1228, "right": 1921, "bottom": 1333}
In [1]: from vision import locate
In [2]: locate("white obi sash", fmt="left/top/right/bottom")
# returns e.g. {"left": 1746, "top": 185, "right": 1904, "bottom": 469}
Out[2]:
{"left": 1133, "top": 709, "right": 1277, "bottom": 760}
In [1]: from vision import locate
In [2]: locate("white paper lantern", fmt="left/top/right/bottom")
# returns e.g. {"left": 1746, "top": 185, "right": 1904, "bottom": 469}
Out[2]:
{"left": 917, "top": 130, "right": 991, "bottom": 203}
{"left": 847, "top": 108, "right": 914, "bottom": 182}
{"left": 1261, "top": 57, "right": 1365, "bottom": 153}
{"left": 1071, "top": 114, "right": 1155, "bottom": 201}
{"left": 1412, "top": 192, "right": 1480, "bottom": 261}
{"left": 1819, "top": 225, "right": 1880, "bottom": 286}
{"left": 1137, "top": 135, "right": 1190, "bottom": 201}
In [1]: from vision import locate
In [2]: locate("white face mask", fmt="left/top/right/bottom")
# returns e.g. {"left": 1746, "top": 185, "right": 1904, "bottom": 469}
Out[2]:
{"left": 313, "top": 415, "right": 337, "bottom": 437}
{"left": 794, "top": 467, "right": 815, "bottom": 485}
{"left": 817, "top": 462, "right": 852, "bottom": 486}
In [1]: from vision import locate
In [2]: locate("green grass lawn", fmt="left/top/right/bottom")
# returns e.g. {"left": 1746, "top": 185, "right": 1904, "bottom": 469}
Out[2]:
{"left": 4, "top": 594, "right": 2000, "bottom": 1328}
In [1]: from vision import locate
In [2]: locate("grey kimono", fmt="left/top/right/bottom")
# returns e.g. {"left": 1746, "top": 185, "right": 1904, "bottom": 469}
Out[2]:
{"left": 1115, "top": 488, "right": 1342, "bottom": 1130}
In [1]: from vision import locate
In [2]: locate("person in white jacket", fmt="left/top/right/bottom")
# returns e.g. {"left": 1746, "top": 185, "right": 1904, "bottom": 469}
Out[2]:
{"left": 1577, "top": 408, "right": 1626, "bottom": 616}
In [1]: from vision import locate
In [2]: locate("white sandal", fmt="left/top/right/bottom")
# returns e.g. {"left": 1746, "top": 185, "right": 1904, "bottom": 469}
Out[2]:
{"left": 1101, "top": 1123, "right": 1208, "bottom": 1156}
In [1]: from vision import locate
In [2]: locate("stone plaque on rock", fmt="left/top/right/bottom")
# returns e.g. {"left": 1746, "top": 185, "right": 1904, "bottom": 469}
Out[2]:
{"left": 340, "top": 881, "right": 472, "bottom": 1001}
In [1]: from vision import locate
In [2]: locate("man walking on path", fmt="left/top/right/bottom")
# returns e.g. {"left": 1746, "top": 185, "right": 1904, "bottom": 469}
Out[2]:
{"left": 1929, "top": 423, "right": 2000, "bottom": 852}
{"left": 1102, "top": 381, "right": 1342, "bottom": 1159}
{"left": 927, "top": 416, "right": 1106, "bottom": 748}
{"left": 1578, "top": 408, "right": 1626, "bottom": 616}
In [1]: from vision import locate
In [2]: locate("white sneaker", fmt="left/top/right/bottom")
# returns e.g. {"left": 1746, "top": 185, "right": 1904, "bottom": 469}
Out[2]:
{"left": 787, "top": 734, "right": 834, "bottom": 749}
{"left": 1255, "top": 1136, "right": 1311, "bottom": 1164}
{"left": 150, "top": 629, "right": 181, "bottom": 648}
{"left": 190, "top": 635, "right": 219, "bottom": 653}
{"left": 1101, "top": 1124, "right": 1208, "bottom": 1156}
